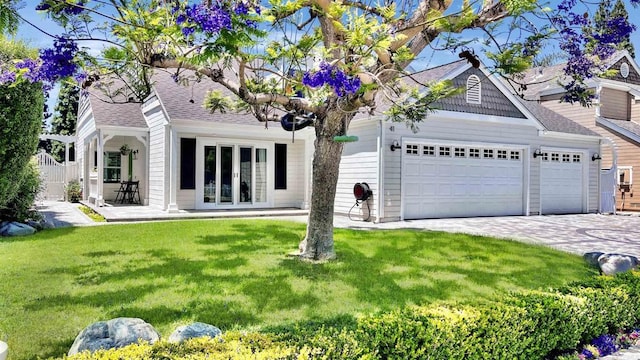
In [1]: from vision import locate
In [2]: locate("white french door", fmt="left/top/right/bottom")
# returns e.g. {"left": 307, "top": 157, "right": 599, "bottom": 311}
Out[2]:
{"left": 196, "top": 139, "right": 270, "bottom": 209}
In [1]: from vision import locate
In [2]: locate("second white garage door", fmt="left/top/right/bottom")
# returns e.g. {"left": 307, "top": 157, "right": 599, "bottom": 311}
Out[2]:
{"left": 540, "top": 151, "right": 585, "bottom": 214}
{"left": 402, "top": 141, "right": 525, "bottom": 219}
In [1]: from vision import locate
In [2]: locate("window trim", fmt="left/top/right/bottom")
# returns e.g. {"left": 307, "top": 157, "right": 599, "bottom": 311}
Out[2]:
{"left": 103, "top": 151, "right": 122, "bottom": 183}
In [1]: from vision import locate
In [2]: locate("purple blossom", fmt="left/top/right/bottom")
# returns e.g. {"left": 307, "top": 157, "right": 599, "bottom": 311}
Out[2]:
{"left": 592, "top": 334, "right": 618, "bottom": 357}
{"left": 580, "top": 348, "right": 594, "bottom": 359}
{"left": 39, "top": 37, "right": 79, "bottom": 81}
{"left": 0, "top": 71, "right": 16, "bottom": 84}
{"left": 15, "top": 58, "right": 40, "bottom": 82}
{"left": 302, "top": 62, "right": 361, "bottom": 97}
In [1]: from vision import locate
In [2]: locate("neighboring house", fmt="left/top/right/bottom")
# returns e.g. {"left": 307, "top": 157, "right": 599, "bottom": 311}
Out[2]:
{"left": 76, "top": 71, "right": 313, "bottom": 211}
{"left": 76, "top": 60, "right": 602, "bottom": 221}
{"left": 333, "top": 60, "right": 602, "bottom": 221}
{"left": 522, "top": 51, "right": 640, "bottom": 211}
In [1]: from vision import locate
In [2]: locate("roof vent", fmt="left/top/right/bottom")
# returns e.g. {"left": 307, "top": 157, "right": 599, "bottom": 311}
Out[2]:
{"left": 621, "top": 62, "right": 630, "bottom": 78}
{"left": 466, "top": 75, "right": 481, "bottom": 104}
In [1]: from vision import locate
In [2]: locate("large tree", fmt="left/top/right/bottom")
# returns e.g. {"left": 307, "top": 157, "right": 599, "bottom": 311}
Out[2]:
{"left": 48, "top": 82, "right": 79, "bottom": 163}
{"left": 2, "top": 0, "right": 638, "bottom": 259}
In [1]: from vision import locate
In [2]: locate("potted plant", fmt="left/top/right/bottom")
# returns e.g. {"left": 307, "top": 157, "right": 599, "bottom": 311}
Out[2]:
{"left": 119, "top": 144, "right": 131, "bottom": 156}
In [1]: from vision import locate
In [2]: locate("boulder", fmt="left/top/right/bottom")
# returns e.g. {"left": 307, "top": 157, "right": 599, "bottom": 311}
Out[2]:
{"left": 584, "top": 252, "right": 605, "bottom": 268}
{"left": 68, "top": 318, "right": 160, "bottom": 356}
{"left": 26, "top": 219, "right": 55, "bottom": 230}
{"left": 0, "top": 221, "right": 35, "bottom": 237}
{"left": 168, "top": 322, "right": 222, "bottom": 343}
{"left": 598, "top": 254, "right": 639, "bottom": 276}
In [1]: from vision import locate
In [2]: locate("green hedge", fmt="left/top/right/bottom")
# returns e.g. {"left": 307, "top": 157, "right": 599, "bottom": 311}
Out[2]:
{"left": 63, "top": 272, "right": 640, "bottom": 360}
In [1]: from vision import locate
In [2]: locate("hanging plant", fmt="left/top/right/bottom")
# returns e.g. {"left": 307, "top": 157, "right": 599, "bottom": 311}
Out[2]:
{"left": 119, "top": 144, "right": 131, "bottom": 155}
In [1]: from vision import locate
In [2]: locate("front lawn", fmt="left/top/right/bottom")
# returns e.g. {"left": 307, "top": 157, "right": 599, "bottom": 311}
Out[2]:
{"left": 0, "top": 219, "right": 597, "bottom": 360}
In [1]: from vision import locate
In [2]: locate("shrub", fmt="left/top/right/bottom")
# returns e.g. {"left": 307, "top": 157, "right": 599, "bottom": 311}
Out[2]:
{"left": 0, "top": 159, "right": 42, "bottom": 222}
{"left": 66, "top": 180, "right": 82, "bottom": 202}
{"left": 58, "top": 272, "right": 640, "bottom": 360}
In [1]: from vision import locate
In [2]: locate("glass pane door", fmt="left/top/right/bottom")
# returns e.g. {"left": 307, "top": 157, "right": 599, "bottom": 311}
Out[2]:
{"left": 239, "top": 147, "right": 252, "bottom": 203}
{"left": 255, "top": 148, "right": 267, "bottom": 202}
{"left": 220, "top": 146, "right": 234, "bottom": 204}
{"left": 203, "top": 146, "right": 216, "bottom": 203}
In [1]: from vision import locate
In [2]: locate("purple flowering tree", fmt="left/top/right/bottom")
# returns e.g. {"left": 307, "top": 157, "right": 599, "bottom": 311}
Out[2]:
{"left": 2, "top": 0, "right": 639, "bottom": 260}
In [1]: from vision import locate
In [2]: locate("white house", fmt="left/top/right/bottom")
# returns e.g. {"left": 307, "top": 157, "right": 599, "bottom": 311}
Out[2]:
{"left": 76, "top": 60, "right": 603, "bottom": 221}
{"left": 76, "top": 71, "right": 314, "bottom": 211}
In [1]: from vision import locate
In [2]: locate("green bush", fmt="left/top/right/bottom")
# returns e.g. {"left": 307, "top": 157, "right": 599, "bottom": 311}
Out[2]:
{"left": 0, "top": 159, "right": 42, "bottom": 222}
{"left": 66, "top": 180, "right": 82, "bottom": 202}
{"left": 58, "top": 272, "right": 640, "bottom": 360}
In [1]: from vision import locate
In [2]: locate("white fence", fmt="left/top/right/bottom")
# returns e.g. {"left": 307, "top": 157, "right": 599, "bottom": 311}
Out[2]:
{"left": 600, "top": 167, "right": 617, "bottom": 214}
{"left": 36, "top": 151, "right": 79, "bottom": 201}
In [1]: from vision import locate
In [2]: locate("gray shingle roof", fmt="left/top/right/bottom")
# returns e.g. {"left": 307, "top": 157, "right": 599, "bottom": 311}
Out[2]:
{"left": 601, "top": 117, "right": 640, "bottom": 138}
{"left": 151, "top": 70, "right": 264, "bottom": 127}
{"left": 515, "top": 97, "right": 598, "bottom": 136}
{"left": 86, "top": 87, "right": 147, "bottom": 128}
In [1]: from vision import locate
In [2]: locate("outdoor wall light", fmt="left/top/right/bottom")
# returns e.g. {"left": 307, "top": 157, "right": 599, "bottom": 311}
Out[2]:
{"left": 132, "top": 149, "right": 139, "bottom": 160}
{"left": 592, "top": 153, "right": 602, "bottom": 161}
{"left": 533, "top": 148, "right": 543, "bottom": 158}
{"left": 390, "top": 140, "right": 402, "bottom": 151}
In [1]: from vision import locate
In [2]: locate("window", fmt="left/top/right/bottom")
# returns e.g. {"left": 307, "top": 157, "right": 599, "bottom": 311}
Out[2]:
{"left": 483, "top": 149, "right": 494, "bottom": 159}
{"left": 423, "top": 145, "right": 435, "bottom": 156}
{"left": 454, "top": 147, "right": 466, "bottom": 158}
{"left": 275, "top": 143, "right": 287, "bottom": 189}
{"left": 469, "top": 148, "right": 480, "bottom": 158}
{"left": 573, "top": 154, "right": 581, "bottom": 163}
{"left": 562, "top": 154, "right": 571, "bottom": 163}
{"left": 510, "top": 151, "right": 521, "bottom": 160}
{"left": 406, "top": 144, "right": 419, "bottom": 155}
{"left": 551, "top": 153, "right": 560, "bottom": 162}
{"left": 497, "top": 150, "right": 508, "bottom": 159}
{"left": 439, "top": 146, "right": 451, "bottom": 157}
{"left": 466, "top": 75, "right": 481, "bottom": 104}
{"left": 542, "top": 152, "right": 549, "bottom": 161}
{"left": 618, "top": 166, "right": 633, "bottom": 185}
{"left": 180, "top": 138, "right": 196, "bottom": 189}
{"left": 103, "top": 152, "right": 121, "bottom": 183}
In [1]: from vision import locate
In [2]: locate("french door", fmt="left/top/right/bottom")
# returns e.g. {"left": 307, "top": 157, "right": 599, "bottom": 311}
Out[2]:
{"left": 196, "top": 140, "right": 269, "bottom": 209}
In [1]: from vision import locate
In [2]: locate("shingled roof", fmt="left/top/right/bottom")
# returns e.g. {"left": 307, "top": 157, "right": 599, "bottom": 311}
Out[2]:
{"left": 86, "top": 88, "right": 147, "bottom": 128}
{"left": 515, "top": 97, "right": 598, "bottom": 136}
{"left": 151, "top": 70, "right": 265, "bottom": 127}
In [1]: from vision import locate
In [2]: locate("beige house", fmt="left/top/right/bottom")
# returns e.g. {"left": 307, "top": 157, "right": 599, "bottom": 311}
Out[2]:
{"left": 523, "top": 51, "right": 640, "bottom": 212}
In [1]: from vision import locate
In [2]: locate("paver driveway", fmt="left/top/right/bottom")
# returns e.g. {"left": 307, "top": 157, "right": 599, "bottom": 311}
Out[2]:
{"left": 333, "top": 213, "right": 640, "bottom": 259}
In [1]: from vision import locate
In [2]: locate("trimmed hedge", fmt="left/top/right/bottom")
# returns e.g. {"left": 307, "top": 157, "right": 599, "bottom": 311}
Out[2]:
{"left": 63, "top": 272, "right": 640, "bottom": 360}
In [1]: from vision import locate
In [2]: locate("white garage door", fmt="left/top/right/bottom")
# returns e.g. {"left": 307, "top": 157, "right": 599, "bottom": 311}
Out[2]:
{"left": 402, "top": 142, "right": 524, "bottom": 219}
{"left": 540, "top": 151, "right": 584, "bottom": 214}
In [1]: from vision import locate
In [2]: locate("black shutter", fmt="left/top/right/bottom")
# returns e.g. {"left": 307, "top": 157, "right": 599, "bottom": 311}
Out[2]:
{"left": 180, "top": 138, "right": 196, "bottom": 189}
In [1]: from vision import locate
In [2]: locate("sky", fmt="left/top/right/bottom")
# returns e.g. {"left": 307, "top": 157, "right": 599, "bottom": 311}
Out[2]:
{"left": 12, "top": 0, "right": 640, "bottom": 126}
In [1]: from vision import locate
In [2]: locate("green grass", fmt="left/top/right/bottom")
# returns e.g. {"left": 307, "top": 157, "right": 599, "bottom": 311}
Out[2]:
{"left": 0, "top": 219, "right": 597, "bottom": 360}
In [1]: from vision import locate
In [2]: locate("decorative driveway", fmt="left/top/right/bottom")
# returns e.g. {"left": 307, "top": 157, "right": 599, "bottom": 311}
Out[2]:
{"left": 332, "top": 214, "right": 640, "bottom": 258}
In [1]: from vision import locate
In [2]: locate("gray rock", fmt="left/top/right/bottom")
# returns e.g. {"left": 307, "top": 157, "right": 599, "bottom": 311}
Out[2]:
{"left": 68, "top": 318, "right": 160, "bottom": 356}
{"left": 583, "top": 252, "right": 605, "bottom": 267}
{"left": 168, "top": 322, "right": 222, "bottom": 343}
{"left": 598, "top": 254, "right": 639, "bottom": 276}
{"left": 0, "top": 221, "right": 35, "bottom": 236}
{"left": 26, "top": 219, "right": 55, "bottom": 230}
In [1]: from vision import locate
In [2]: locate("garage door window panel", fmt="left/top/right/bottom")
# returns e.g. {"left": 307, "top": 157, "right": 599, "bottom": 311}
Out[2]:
{"left": 483, "top": 149, "right": 494, "bottom": 159}
{"left": 406, "top": 144, "right": 419, "bottom": 155}
{"left": 423, "top": 145, "right": 435, "bottom": 156}
{"left": 469, "top": 148, "right": 480, "bottom": 158}
{"left": 439, "top": 146, "right": 451, "bottom": 157}
{"left": 510, "top": 151, "right": 521, "bottom": 160}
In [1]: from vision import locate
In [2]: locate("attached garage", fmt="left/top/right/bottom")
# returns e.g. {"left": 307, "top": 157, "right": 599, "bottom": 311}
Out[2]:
{"left": 402, "top": 140, "right": 527, "bottom": 219}
{"left": 540, "top": 149, "right": 587, "bottom": 214}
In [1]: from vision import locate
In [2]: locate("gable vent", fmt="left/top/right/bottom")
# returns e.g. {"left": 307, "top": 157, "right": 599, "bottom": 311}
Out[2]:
{"left": 466, "top": 75, "right": 481, "bottom": 104}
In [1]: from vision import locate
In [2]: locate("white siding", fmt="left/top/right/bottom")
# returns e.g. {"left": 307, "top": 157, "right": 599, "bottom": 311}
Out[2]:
{"left": 143, "top": 99, "right": 168, "bottom": 209}
{"left": 274, "top": 140, "right": 307, "bottom": 207}
{"left": 334, "top": 119, "right": 379, "bottom": 220}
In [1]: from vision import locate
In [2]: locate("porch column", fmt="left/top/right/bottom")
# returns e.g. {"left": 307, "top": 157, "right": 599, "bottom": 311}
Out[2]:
{"left": 96, "top": 130, "right": 104, "bottom": 206}
{"left": 167, "top": 127, "right": 179, "bottom": 213}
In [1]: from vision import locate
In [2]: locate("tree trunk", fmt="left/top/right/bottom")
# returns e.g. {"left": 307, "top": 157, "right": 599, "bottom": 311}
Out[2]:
{"left": 298, "top": 107, "right": 353, "bottom": 261}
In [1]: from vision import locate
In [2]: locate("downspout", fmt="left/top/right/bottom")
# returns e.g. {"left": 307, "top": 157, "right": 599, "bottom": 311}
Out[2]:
{"left": 376, "top": 117, "right": 385, "bottom": 223}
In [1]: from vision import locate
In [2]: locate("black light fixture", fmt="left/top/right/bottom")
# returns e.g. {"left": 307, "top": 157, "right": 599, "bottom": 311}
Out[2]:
{"left": 390, "top": 140, "right": 402, "bottom": 151}
{"left": 592, "top": 153, "right": 602, "bottom": 161}
{"left": 533, "top": 148, "right": 543, "bottom": 158}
